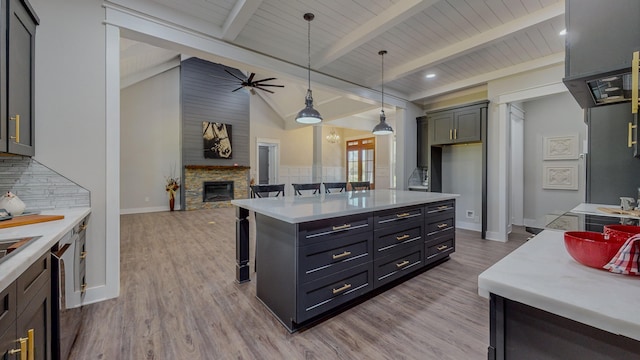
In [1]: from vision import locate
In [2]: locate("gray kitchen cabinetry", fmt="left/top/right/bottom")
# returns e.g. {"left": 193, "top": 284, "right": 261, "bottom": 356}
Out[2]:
{"left": 416, "top": 116, "right": 429, "bottom": 168}
{"left": 425, "top": 200, "right": 456, "bottom": 264}
{"left": 429, "top": 104, "right": 483, "bottom": 145}
{"left": 0, "top": 0, "right": 38, "bottom": 156}
{"left": 255, "top": 201, "right": 455, "bottom": 332}
{"left": 0, "top": 252, "right": 51, "bottom": 360}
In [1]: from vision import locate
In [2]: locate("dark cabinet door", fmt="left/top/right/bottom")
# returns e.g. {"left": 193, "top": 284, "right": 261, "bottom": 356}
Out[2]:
{"left": 430, "top": 112, "right": 454, "bottom": 145}
{"left": 587, "top": 103, "right": 640, "bottom": 204}
{"left": 6, "top": 0, "right": 37, "bottom": 156}
{"left": 416, "top": 116, "right": 428, "bottom": 168}
{"left": 454, "top": 108, "right": 481, "bottom": 143}
{"left": 16, "top": 282, "right": 51, "bottom": 360}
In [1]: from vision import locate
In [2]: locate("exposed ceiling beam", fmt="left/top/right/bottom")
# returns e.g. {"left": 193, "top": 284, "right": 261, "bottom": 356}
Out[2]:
{"left": 367, "top": 0, "right": 565, "bottom": 86}
{"left": 409, "top": 52, "right": 565, "bottom": 102}
{"left": 222, "top": 0, "right": 263, "bottom": 41}
{"left": 312, "top": 0, "right": 439, "bottom": 69}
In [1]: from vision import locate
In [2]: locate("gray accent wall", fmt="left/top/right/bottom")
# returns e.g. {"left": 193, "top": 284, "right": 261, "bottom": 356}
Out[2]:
{"left": 181, "top": 58, "right": 250, "bottom": 167}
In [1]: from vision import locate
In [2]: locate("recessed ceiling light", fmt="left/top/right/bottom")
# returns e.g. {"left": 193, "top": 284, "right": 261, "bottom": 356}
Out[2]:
{"left": 559, "top": 29, "right": 567, "bottom": 36}
{"left": 425, "top": 73, "right": 436, "bottom": 79}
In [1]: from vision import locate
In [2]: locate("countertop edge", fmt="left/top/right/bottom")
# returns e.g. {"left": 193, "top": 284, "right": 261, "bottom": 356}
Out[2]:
{"left": 0, "top": 207, "right": 91, "bottom": 291}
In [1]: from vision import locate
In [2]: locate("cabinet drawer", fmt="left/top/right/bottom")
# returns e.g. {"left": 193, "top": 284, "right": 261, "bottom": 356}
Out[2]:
{"left": 0, "top": 283, "right": 16, "bottom": 336}
{"left": 426, "top": 200, "right": 455, "bottom": 216}
{"left": 426, "top": 215, "right": 455, "bottom": 239}
{"left": 374, "top": 205, "right": 423, "bottom": 229}
{"left": 299, "top": 232, "right": 372, "bottom": 284}
{"left": 16, "top": 253, "right": 49, "bottom": 315}
{"left": 297, "top": 263, "right": 372, "bottom": 323}
{"left": 299, "top": 213, "right": 372, "bottom": 246}
{"left": 426, "top": 237, "right": 455, "bottom": 263}
{"left": 374, "top": 221, "right": 423, "bottom": 258}
{"left": 373, "top": 245, "right": 423, "bottom": 288}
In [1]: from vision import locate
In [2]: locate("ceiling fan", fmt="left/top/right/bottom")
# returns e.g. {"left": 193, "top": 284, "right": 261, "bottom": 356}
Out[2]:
{"left": 219, "top": 69, "right": 284, "bottom": 94}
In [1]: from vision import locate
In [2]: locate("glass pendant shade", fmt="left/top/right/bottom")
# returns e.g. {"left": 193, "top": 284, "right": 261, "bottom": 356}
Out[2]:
{"left": 372, "top": 109, "right": 393, "bottom": 135}
{"left": 296, "top": 13, "right": 322, "bottom": 124}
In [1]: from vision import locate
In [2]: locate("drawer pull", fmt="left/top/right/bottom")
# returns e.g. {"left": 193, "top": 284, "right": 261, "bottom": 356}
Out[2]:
{"left": 332, "top": 283, "right": 352, "bottom": 295}
{"left": 9, "top": 336, "right": 27, "bottom": 360}
{"left": 81, "top": 283, "right": 87, "bottom": 294}
{"left": 27, "top": 329, "right": 34, "bottom": 360}
{"left": 396, "top": 234, "right": 410, "bottom": 241}
{"left": 437, "top": 245, "right": 448, "bottom": 251}
{"left": 437, "top": 223, "right": 448, "bottom": 229}
{"left": 396, "top": 260, "right": 410, "bottom": 268}
{"left": 332, "top": 251, "right": 352, "bottom": 260}
{"left": 396, "top": 213, "right": 411, "bottom": 218}
{"left": 332, "top": 224, "right": 351, "bottom": 231}
{"left": 80, "top": 251, "right": 87, "bottom": 259}
{"left": 438, "top": 205, "right": 449, "bottom": 210}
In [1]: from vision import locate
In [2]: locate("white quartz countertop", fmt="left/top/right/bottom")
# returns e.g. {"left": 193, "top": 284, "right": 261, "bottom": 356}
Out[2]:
{"left": 0, "top": 207, "right": 91, "bottom": 291}
{"left": 231, "top": 189, "right": 458, "bottom": 223}
{"left": 478, "top": 229, "right": 640, "bottom": 341}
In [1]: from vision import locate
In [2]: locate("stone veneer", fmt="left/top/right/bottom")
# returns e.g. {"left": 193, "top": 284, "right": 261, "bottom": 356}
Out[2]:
{"left": 184, "top": 165, "right": 250, "bottom": 210}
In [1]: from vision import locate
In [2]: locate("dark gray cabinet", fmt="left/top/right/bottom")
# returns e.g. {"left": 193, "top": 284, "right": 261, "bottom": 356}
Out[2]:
{"left": 429, "top": 104, "right": 483, "bottom": 145}
{"left": 0, "top": 0, "right": 38, "bottom": 156}
{"left": 417, "top": 116, "right": 428, "bottom": 168}
{"left": 0, "top": 252, "right": 51, "bottom": 360}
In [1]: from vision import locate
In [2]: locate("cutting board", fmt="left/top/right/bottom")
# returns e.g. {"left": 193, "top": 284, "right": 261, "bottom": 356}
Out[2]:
{"left": 0, "top": 214, "right": 64, "bottom": 229}
{"left": 597, "top": 207, "right": 640, "bottom": 217}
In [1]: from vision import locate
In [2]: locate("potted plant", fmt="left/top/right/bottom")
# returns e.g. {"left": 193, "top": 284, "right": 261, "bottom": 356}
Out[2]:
{"left": 165, "top": 176, "right": 180, "bottom": 211}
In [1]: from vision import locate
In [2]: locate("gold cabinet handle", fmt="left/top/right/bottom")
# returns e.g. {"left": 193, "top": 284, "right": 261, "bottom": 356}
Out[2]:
{"left": 332, "top": 283, "right": 352, "bottom": 294}
{"left": 79, "top": 224, "right": 88, "bottom": 231}
{"left": 629, "top": 122, "right": 637, "bottom": 148}
{"left": 332, "top": 224, "right": 351, "bottom": 231}
{"left": 396, "top": 260, "right": 410, "bottom": 268}
{"left": 81, "top": 283, "right": 87, "bottom": 294}
{"left": 27, "top": 329, "right": 34, "bottom": 360}
{"left": 396, "top": 213, "right": 410, "bottom": 218}
{"left": 633, "top": 51, "right": 639, "bottom": 114}
{"left": 332, "top": 251, "right": 351, "bottom": 260}
{"left": 449, "top": 129, "right": 452, "bottom": 140}
{"left": 454, "top": 128, "right": 457, "bottom": 139}
{"left": 396, "top": 234, "right": 410, "bottom": 241}
{"left": 438, "top": 205, "right": 448, "bottom": 210}
{"left": 10, "top": 114, "right": 20, "bottom": 143}
{"left": 9, "top": 337, "right": 27, "bottom": 360}
{"left": 437, "top": 245, "right": 448, "bottom": 251}
{"left": 80, "top": 251, "right": 87, "bottom": 259}
{"left": 437, "top": 223, "right": 448, "bottom": 229}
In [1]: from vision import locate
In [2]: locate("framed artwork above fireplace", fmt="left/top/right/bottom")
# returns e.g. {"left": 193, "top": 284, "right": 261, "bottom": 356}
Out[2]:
{"left": 203, "top": 122, "right": 232, "bottom": 159}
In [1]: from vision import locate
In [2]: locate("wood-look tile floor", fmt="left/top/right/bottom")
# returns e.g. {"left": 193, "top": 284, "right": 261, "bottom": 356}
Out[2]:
{"left": 69, "top": 209, "right": 527, "bottom": 360}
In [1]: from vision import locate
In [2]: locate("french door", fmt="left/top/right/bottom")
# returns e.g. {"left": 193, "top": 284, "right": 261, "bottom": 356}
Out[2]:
{"left": 347, "top": 137, "right": 375, "bottom": 189}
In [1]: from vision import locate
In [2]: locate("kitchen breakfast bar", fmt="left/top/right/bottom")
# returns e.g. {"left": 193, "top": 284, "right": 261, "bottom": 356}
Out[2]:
{"left": 232, "top": 189, "right": 458, "bottom": 331}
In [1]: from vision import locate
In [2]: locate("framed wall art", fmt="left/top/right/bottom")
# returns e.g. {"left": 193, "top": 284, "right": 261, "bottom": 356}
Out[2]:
{"left": 542, "top": 164, "right": 579, "bottom": 190}
{"left": 543, "top": 134, "right": 579, "bottom": 160}
{"left": 203, "top": 122, "right": 233, "bottom": 159}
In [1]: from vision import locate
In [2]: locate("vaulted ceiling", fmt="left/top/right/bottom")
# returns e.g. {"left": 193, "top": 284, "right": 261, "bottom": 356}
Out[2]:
{"left": 117, "top": 0, "right": 566, "bottom": 130}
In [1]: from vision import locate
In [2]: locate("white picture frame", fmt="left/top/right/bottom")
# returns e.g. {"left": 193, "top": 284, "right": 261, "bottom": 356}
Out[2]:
{"left": 543, "top": 135, "right": 579, "bottom": 160}
{"left": 542, "top": 164, "right": 579, "bottom": 190}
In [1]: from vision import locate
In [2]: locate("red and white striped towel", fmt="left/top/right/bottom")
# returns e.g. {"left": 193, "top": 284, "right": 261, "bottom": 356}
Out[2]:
{"left": 604, "top": 233, "right": 640, "bottom": 275}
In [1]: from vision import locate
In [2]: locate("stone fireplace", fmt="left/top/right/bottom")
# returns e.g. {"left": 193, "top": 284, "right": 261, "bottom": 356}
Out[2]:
{"left": 184, "top": 165, "right": 250, "bottom": 210}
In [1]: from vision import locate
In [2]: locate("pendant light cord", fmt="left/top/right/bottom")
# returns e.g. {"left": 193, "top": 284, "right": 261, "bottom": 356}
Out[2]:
{"left": 307, "top": 17, "right": 311, "bottom": 90}
{"left": 381, "top": 52, "right": 384, "bottom": 109}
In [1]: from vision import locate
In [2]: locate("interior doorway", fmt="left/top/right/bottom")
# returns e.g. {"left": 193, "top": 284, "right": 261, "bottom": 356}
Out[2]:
{"left": 256, "top": 139, "right": 279, "bottom": 185}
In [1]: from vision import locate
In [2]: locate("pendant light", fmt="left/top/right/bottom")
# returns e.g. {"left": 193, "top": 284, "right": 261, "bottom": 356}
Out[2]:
{"left": 372, "top": 50, "right": 394, "bottom": 135}
{"left": 296, "top": 13, "right": 322, "bottom": 124}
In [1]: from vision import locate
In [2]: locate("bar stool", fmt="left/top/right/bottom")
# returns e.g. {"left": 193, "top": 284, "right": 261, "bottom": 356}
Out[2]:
{"left": 349, "top": 181, "right": 371, "bottom": 190}
{"left": 323, "top": 182, "right": 347, "bottom": 193}
{"left": 250, "top": 184, "right": 285, "bottom": 198}
{"left": 292, "top": 183, "right": 321, "bottom": 195}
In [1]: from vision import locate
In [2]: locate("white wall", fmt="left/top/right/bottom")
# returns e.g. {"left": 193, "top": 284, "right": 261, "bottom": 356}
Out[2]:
{"left": 120, "top": 68, "right": 181, "bottom": 213}
{"left": 442, "top": 143, "right": 483, "bottom": 231}
{"left": 521, "top": 93, "right": 586, "bottom": 226}
{"left": 30, "top": 0, "right": 112, "bottom": 301}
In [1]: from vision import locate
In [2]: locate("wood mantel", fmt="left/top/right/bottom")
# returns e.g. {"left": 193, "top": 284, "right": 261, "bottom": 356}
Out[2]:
{"left": 185, "top": 165, "right": 250, "bottom": 170}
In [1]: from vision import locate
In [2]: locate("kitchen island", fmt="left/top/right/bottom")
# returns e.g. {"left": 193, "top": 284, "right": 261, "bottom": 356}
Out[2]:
{"left": 232, "top": 189, "right": 458, "bottom": 331}
{"left": 478, "top": 228, "right": 640, "bottom": 359}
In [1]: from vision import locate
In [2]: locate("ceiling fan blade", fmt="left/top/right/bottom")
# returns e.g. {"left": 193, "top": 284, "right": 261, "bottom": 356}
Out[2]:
{"left": 224, "top": 69, "right": 246, "bottom": 82}
{"left": 253, "top": 77, "right": 277, "bottom": 83}
{"left": 231, "top": 86, "right": 245, "bottom": 92}
{"left": 255, "top": 86, "right": 275, "bottom": 94}
{"left": 256, "top": 84, "right": 285, "bottom": 88}
{"left": 246, "top": 73, "right": 256, "bottom": 83}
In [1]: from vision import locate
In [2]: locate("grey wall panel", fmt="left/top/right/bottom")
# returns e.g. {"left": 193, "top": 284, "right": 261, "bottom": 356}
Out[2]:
{"left": 181, "top": 58, "right": 250, "bottom": 166}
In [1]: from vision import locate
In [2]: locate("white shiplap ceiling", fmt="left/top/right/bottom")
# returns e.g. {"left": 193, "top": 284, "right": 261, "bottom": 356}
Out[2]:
{"left": 117, "top": 0, "right": 565, "bottom": 129}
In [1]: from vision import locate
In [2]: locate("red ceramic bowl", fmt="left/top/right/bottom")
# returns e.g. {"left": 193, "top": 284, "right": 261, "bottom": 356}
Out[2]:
{"left": 564, "top": 231, "right": 623, "bottom": 269}
{"left": 603, "top": 225, "right": 640, "bottom": 242}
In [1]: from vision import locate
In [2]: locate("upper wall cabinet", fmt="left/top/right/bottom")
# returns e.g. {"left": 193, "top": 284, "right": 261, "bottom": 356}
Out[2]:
{"left": 0, "top": 0, "right": 39, "bottom": 156}
{"left": 428, "top": 102, "right": 486, "bottom": 146}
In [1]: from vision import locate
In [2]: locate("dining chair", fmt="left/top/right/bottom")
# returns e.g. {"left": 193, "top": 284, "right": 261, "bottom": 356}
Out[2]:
{"left": 292, "top": 183, "right": 321, "bottom": 196}
{"left": 349, "top": 181, "right": 371, "bottom": 191}
{"left": 250, "top": 184, "right": 285, "bottom": 198}
{"left": 323, "top": 182, "right": 347, "bottom": 193}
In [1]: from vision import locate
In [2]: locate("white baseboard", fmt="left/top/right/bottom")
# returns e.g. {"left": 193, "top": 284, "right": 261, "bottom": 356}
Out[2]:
{"left": 120, "top": 205, "right": 180, "bottom": 214}
{"left": 456, "top": 221, "right": 481, "bottom": 232}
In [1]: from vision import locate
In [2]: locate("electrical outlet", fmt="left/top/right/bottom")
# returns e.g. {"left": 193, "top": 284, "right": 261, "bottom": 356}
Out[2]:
{"left": 466, "top": 210, "right": 474, "bottom": 219}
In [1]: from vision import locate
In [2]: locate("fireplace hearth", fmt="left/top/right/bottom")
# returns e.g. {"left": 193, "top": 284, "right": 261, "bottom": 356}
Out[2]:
{"left": 203, "top": 181, "right": 234, "bottom": 202}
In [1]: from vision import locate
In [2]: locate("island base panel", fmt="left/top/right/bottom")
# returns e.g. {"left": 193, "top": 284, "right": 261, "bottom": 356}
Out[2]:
{"left": 235, "top": 207, "right": 250, "bottom": 283}
{"left": 489, "top": 294, "right": 640, "bottom": 359}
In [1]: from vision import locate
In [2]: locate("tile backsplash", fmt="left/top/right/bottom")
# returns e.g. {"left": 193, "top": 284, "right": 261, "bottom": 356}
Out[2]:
{"left": 0, "top": 156, "right": 90, "bottom": 211}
